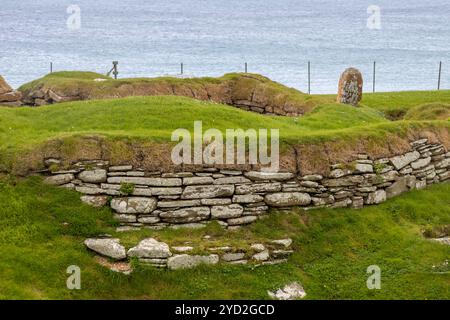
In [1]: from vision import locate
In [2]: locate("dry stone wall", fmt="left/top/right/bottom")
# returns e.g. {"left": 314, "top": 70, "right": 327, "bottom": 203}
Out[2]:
{"left": 43, "top": 139, "right": 450, "bottom": 230}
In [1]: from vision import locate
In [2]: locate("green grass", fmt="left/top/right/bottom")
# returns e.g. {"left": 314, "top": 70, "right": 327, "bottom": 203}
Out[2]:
{"left": 404, "top": 103, "right": 450, "bottom": 121}
{"left": 359, "top": 90, "right": 450, "bottom": 119}
{"left": 0, "top": 176, "right": 448, "bottom": 299}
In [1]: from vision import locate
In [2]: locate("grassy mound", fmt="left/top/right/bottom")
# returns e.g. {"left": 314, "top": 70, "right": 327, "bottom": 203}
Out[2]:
{"left": 404, "top": 103, "right": 450, "bottom": 121}
{"left": 0, "top": 176, "right": 448, "bottom": 299}
{"left": 0, "top": 95, "right": 449, "bottom": 174}
{"left": 18, "top": 71, "right": 327, "bottom": 116}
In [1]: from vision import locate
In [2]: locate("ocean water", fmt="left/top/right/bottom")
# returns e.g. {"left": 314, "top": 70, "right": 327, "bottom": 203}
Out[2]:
{"left": 0, "top": 0, "right": 449, "bottom": 93}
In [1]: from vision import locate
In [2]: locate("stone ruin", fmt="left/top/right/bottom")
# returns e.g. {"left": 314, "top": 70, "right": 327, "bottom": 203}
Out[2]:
{"left": 0, "top": 75, "right": 22, "bottom": 106}
{"left": 337, "top": 67, "right": 363, "bottom": 106}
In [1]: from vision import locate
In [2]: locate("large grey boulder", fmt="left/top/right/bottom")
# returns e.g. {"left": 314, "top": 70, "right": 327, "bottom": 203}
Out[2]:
{"left": 167, "top": 254, "right": 219, "bottom": 270}
{"left": 110, "top": 197, "right": 157, "bottom": 214}
{"left": 127, "top": 238, "right": 172, "bottom": 258}
{"left": 366, "top": 190, "right": 386, "bottom": 204}
{"left": 385, "top": 176, "right": 416, "bottom": 199}
{"left": 265, "top": 192, "right": 311, "bottom": 207}
{"left": 84, "top": 238, "right": 127, "bottom": 260}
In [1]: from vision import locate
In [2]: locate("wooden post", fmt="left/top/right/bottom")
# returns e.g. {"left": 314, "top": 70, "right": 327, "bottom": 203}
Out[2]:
{"left": 373, "top": 61, "right": 376, "bottom": 93}
{"left": 181, "top": 63, "right": 184, "bottom": 75}
{"left": 308, "top": 61, "right": 311, "bottom": 94}
{"left": 438, "top": 61, "right": 442, "bottom": 90}
{"left": 112, "top": 61, "right": 118, "bottom": 79}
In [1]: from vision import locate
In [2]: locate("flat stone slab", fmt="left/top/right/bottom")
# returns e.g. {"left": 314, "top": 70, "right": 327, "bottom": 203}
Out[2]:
{"left": 127, "top": 238, "right": 172, "bottom": 258}
{"left": 110, "top": 197, "right": 157, "bottom": 214}
{"left": 167, "top": 254, "right": 219, "bottom": 270}
{"left": 84, "top": 238, "right": 127, "bottom": 260}
{"left": 265, "top": 192, "right": 311, "bottom": 207}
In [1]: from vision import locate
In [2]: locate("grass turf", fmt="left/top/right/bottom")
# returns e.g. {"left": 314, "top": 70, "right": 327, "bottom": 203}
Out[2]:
{"left": 0, "top": 176, "right": 448, "bottom": 299}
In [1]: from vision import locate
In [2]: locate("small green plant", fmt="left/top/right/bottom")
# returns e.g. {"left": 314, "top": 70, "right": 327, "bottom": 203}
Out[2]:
{"left": 120, "top": 183, "right": 135, "bottom": 195}
{"left": 374, "top": 163, "right": 387, "bottom": 175}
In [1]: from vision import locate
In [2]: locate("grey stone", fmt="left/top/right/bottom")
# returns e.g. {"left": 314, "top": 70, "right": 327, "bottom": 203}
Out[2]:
{"left": 268, "top": 282, "right": 306, "bottom": 300}
{"left": 251, "top": 243, "right": 266, "bottom": 252}
{"left": 201, "top": 198, "right": 232, "bottom": 205}
{"left": 211, "top": 204, "right": 244, "bottom": 219}
{"left": 301, "top": 174, "right": 323, "bottom": 181}
{"left": 159, "top": 207, "right": 210, "bottom": 223}
{"left": 355, "top": 163, "right": 373, "bottom": 173}
{"left": 84, "top": 238, "right": 126, "bottom": 260}
{"left": 167, "top": 254, "right": 219, "bottom": 270}
{"left": 271, "top": 238, "right": 292, "bottom": 248}
{"left": 182, "top": 185, "right": 234, "bottom": 199}
{"left": 149, "top": 187, "right": 183, "bottom": 196}
{"left": 232, "top": 194, "right": 264, "bottom": 204}
{"left": 127, "top": 238, "right": 172, "bottom": 258}
{"left": 183, "top": 176, "right": 214, "bottom": 185}
{"left": 366, "top": 190, "right": 386, "bottom": 204}
{"left": 137, "top": 216, "right": 161, "bottom": 224}
{"left": 411, "top": 157, "right": 431, "bottom": 170}
{"left": 235, "top": 183, "right": 282, "bottom": 194}
{"left": 157, "top": 200, "right": 201, "bottom": 208}
{"left": 44, "top": 174, "right": 74, "bottom": 185}
{"left": 329, "top": 168, "right": 352, "bottom": 178}
{"left": 78, "top": 169, "right": 107, "bottom": 183}
{"left": 75, "top": 186, "right": 105, "bottom": 195}
{"left": 214, "top": 176, "right": 251, "bottom": 184}
{"left": 110, "top": 197, "right": 157, "bottom": 214}
{"left": 244, "top": 171, "right": 295, "bottom": 181}
{"left": 221, "top": 252, "right": 245, "bottom": 262}
{"left": 172, "top": 246, "right": 194, "bottom": 252}
{"left": 109, "top": 165, "right": 132, "bottom": 171}
{"left": 252, "top": 250, "right": 270, "bottom": 261}
{"left": 390, "top": 151, "right": 420, "bottom": 170}
{"left": 322, "top": 175, "right": 364, "bottom": 187}
{"left": 227, "top": 216, "right": 258, "bottom": 226}
{"left": 265, "top": 192, "right": 311, "bottom": 207}
{"left": 80, "top": 195, "right": 108, "bottom": 207}
{"left": 107, "top": 176, "right": 181, "bottom": 187}
{"left": 170, "top": 223, "right": 207, "bottom": 229}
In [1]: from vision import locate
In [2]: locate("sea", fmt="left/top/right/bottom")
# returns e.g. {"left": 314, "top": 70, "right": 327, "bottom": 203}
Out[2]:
{"left": 0, "top": 0, "right": 449, "bottom": 93}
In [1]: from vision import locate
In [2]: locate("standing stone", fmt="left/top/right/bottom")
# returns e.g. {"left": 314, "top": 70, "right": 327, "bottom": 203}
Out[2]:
{"left": 337, "top": 68, "right": 363, "bottom": 106}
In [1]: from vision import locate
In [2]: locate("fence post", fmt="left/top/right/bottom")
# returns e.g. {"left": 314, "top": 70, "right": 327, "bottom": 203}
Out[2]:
{"left": 112, "top": 61, "right": 118, "bottom": 79}
{"left": 181, "top": 63, "right": 184, "bottom": 75}
{"left": 438, "top": 61, "right": 442, "bottom": 90}
{"left": 245, "top": 62, "right": 248, "bottom": 73}
{"left": 373, "top": 61, "right": 376, "bottom": 93}
{"left": 308, "top": 61, "right": 311, "bottom": 94}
